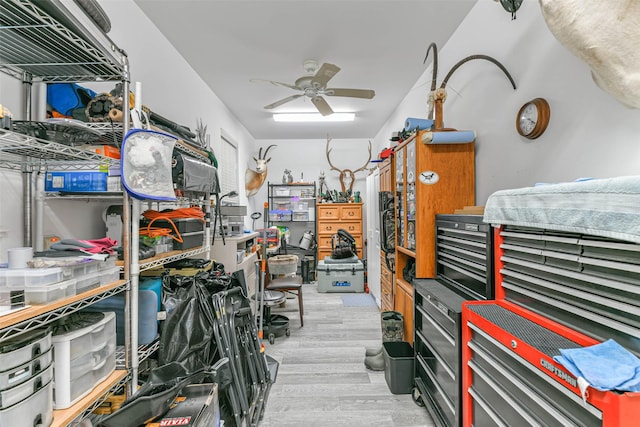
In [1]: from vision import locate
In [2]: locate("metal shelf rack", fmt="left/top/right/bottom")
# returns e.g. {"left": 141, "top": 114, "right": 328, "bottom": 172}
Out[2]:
{"left": 1, "top": 0, "right": 134, "bottom": 423}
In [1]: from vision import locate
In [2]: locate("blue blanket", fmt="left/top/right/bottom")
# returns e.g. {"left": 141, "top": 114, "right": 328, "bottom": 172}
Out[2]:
{"left": 554, "top": 339, "right": 640, "bottom": 396}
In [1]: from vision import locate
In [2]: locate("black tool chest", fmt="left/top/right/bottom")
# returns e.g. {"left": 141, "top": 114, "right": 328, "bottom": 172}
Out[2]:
{"left": 412, "top": 214, "right": 495, "bottom": 426}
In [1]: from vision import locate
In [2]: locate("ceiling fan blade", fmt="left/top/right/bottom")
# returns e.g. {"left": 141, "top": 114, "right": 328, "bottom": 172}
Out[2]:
{"left": 250, "top": 78, "right": 301, "bottom": 91}
{"left": 325, "top": 88, "right": 375, "bottom": 99}
{"left": 311, "top": 96, "right": 334, "bottom": 116}
{"left": 264, "top": 94, "right": 304, "bottom": 110}
{"left": 311, "top": 63, "right": 340, "bottom": 89}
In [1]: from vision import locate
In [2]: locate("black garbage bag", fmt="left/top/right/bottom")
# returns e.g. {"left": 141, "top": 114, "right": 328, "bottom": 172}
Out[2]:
{"left": 159, "top": 273, "right": 217, "bottom": 372}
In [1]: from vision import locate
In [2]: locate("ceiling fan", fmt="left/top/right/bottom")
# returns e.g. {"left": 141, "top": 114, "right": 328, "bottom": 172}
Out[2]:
{"left": 251, "top": 60, "right": 375, "bottom": 116}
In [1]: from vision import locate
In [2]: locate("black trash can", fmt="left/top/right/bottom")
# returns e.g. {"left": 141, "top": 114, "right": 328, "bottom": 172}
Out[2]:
{"left": 382, "top": 341, "right": 414, "bottom": 394}
{"left": 301, "top": 256, "right": 315, "bottom": 284}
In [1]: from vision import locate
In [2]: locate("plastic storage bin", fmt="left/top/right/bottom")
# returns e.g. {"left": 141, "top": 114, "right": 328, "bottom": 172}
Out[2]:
{"left": 382, "top": 341, "right": 415, "bottom": 394}
{"left": 0, "top": 328, "right": 52, "bottom": 375}
{"left": 52, "top": 312, "right": 116, "bottom": 409}
{"left": 99, "top": 266, "right": 121, "bottom": 285}
{"left": 0, "top": 268, "right": 63, "bottom": 287}
{"left": 269, "top": 210, "right": 292, "bottom": 221}
{"left": 292, "top": 212, "right": 309, "bottom": 221}
{"left": 0, "top": 378, "right": 53, "bottom": 427}
{"left": 268, "top": 255, "right": 298, "bottom": 275}
{"left": 0, "top": 363, "right": 53, "bottom": 408}
{"left": 75, "top": 271, "right": 102, "bottom": 294}
{"left": 23, "top": 278, "right": 76, "bottom": 305}
{"left": 0, "top": 349, "right": 52, "bottom": 391}
{"left": 60, "top": 260, "right": 100, "bottom": 280}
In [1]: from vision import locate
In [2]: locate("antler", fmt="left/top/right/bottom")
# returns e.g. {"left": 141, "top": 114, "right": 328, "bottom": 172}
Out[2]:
{"left": 352, "top": 140, "right": 372, "bottom": 174}
{"left": 325, "top": 136, "right": 341, "bottom": 173}
{"left": 423, "top": 42, "right": 439, "bottom": 120}
{"left": 261, "top": 144, "right": 277, "bottom": 160}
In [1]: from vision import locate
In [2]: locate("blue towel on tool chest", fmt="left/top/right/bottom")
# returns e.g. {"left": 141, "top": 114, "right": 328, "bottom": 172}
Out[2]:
{"left": 554, "top": 339, "right": 640, "bottom": 393}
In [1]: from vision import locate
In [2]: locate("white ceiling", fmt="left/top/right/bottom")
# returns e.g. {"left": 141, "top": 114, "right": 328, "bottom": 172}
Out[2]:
{"left": 133, "top": 0, "right": 478, "bottom": 140}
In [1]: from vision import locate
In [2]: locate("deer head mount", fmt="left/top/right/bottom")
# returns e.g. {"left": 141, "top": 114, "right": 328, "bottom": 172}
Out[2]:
{"left": 325, "top": 136, "right": 372, "bottom": 195}
{"left": 245, "top": 144, "right": 276, "bottom": 197}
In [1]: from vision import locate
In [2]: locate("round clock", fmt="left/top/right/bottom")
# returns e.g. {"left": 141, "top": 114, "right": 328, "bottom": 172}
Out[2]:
{"left": 516, "top": 98, "right": 550, "bottom": 139}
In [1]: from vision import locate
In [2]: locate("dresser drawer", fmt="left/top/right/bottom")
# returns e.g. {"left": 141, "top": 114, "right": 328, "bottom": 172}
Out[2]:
{"left": 341, "top": 205, "right": 362, "bottom": 219}
{"left": 317, "top": 205, "right": 340, "bottom": 220}
{"left": 317, "top": 221, "right": 361, "bottom": 235}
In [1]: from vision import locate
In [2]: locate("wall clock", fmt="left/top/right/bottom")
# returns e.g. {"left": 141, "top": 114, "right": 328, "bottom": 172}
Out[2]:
{"left": 516, "top": 97, "right": 550, "bottom": 139}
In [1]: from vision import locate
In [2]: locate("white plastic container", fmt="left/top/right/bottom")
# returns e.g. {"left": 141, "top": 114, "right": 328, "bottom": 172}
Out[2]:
{"left": 0, "top": 349, "right": 52, "bottom": 391}
{"left": 99, "top": 267, "right": 121, "bottom": 286}
{"left": 0, "top": 378, "right": 53, "bottom": 427}
{"left": 52, "top": 312, "right": 116, "bottom": 409}
{"left": 268, "top": 255, "right": 299, "bottom": 275}
{"left": 75, "top": 271, "right": 101, "bottom": 294}
{"left": 0, "top": 290, "right": 25, "bottom": 313}
{"left": 97, "top": 256, "right": 117, "bottom": 271}
{"left": 0, "top": 268, "right": 63, "bottom": 287}
{"left": 60, "top": 260, "right": 100, "bottom": 280}
{"left": 0, "top": 363, "right": 53, "bottom": 408}
{"left": 0, "top": 329, "right": 52, "bottom": 374}
{"left": 23, "top": 278, "right": 76, "bottom": 305}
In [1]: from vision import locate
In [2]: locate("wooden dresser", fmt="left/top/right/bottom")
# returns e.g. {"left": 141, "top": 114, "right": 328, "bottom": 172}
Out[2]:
{"left": 316, "top": 203, "right": 363, "bottom": 260}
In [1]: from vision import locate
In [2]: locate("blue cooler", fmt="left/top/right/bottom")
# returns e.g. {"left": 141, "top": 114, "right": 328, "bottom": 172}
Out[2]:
{"left": 84, "top": 277, "right": 161, "bottom": 345}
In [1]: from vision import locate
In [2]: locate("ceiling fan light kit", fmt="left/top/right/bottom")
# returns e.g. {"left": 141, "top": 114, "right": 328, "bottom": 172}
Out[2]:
{"left": 253, "top": 60, "right": 375, "bottom": 116}
{"left": 273, "top": 112, "right": 355, "bottom": 122}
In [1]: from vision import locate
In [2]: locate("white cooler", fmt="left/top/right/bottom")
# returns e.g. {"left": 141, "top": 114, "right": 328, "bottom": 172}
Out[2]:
{"left": 317, "top": 260, "right": 364, "bottom": 293}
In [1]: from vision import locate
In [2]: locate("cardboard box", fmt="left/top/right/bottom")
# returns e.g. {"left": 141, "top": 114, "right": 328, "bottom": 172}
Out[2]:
{"left": 149, "top": 383, "right": 219, "bottom": 427}
{"left": 44, "top": 171, "right": 108, "bottom": 192}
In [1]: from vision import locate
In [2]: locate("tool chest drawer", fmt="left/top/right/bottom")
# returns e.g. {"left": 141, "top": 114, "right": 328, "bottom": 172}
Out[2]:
{"left": 414, "top": 279, "right": 465, "bottom": 427}
{"left": 435, "top": 214, "right": 494, "bottom": 300}
{"left": 496, "top": 225, "right": 640, "bottom": 357}
{"left": 415, "top": 353, "right": 456, "bottom": 426}
{"left": 460, "top": 301, "right": 640, "bottom": 427}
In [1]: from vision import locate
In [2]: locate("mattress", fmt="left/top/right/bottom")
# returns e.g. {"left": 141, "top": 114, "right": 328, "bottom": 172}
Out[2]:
{"left": 483, "top": 176, "right": 640, "bottom": 244}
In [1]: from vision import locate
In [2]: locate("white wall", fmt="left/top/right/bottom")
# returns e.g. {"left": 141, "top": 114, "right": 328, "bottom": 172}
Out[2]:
{"left": 246, "top": 138, "right": 373, "bottom": 230}
{"left": 372, "top": 0, "right": 640, "bottom": 205}
{"left": 3, "top": 0, "right": 640, "bottom": 261}
{"left": 0, "top": 0, "right": 258, "bottom": 261}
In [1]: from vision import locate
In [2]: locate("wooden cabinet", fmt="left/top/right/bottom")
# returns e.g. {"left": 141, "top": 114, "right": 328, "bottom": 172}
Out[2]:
{"left": 379, "top": 157, "right": 393, "bottom": 192}
{"left": 380, "top": 255, "right": 394, "bottom": 311}
{"left": 395, "top": 131, "right": 475, "bottom": 279}
{"left": 394, "top": 278, "right": 414, "bottom": 344}
{"left": 316, "top": 203, "right": 363, "bottom": 260}
{"left": 394, "top": 131, "right": 475, "bottom": 345}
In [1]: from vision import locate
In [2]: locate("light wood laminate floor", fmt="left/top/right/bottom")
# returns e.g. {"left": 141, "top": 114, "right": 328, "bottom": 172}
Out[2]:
{"left": 258, "top": 282, "right": 435, "bottom": 427}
